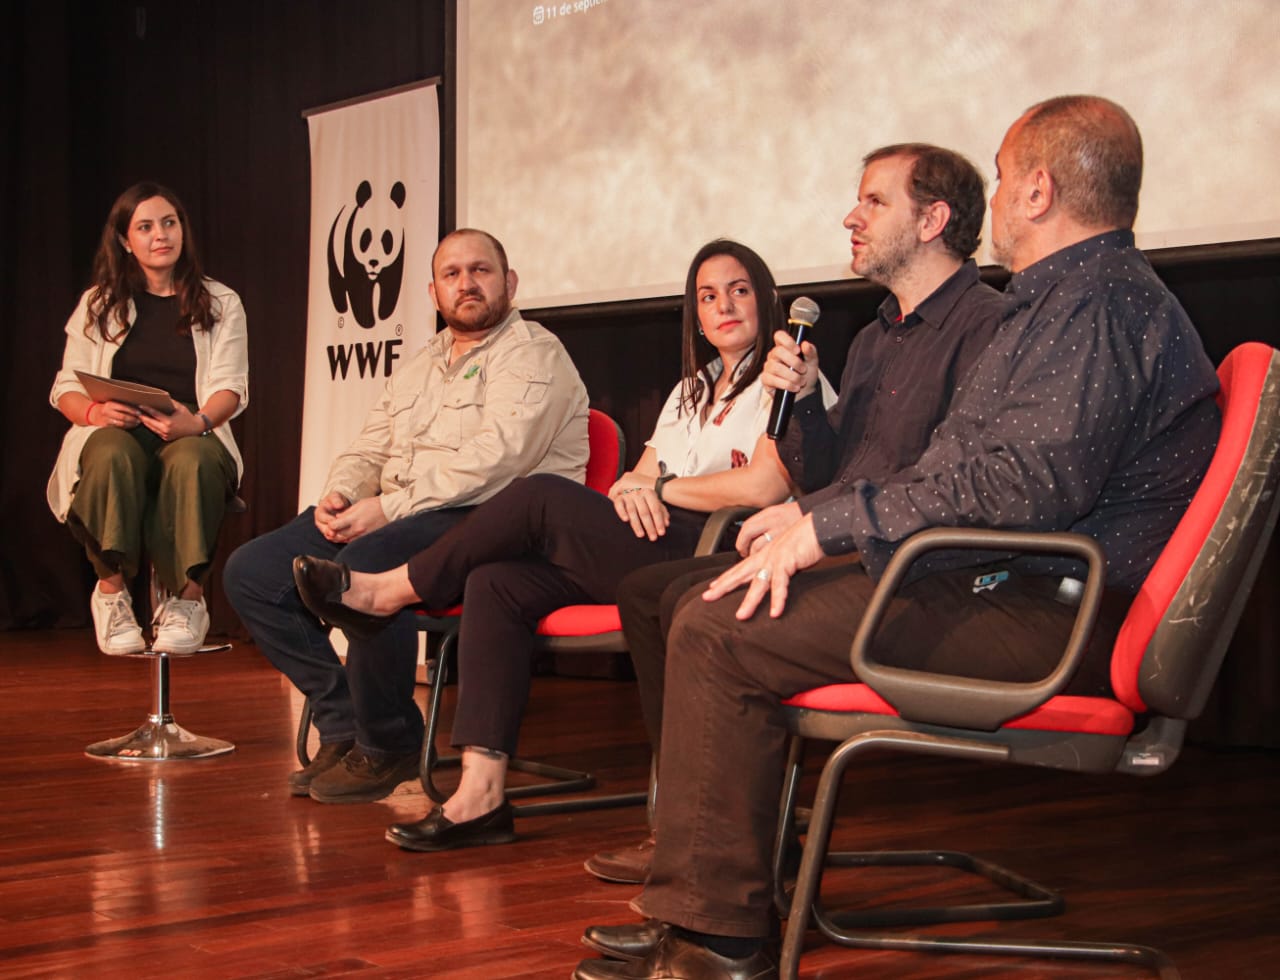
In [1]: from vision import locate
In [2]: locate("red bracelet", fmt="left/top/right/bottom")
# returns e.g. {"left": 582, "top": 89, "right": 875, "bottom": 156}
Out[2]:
{"left": 86, "top": 401, "right": 102, "bottom": 426}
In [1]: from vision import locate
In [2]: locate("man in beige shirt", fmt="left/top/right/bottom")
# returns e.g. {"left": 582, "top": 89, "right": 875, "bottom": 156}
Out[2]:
{"left": 224, "top": 228, "right": 589, "bottom": 802}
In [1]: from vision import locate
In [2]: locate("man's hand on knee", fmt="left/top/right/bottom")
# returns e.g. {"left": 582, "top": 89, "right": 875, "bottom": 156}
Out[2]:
{"left": 736, "top": 500, "right": 802, "bottom": 556}
{"left": 704, "top": 513, "right": 824, "bottom": 619}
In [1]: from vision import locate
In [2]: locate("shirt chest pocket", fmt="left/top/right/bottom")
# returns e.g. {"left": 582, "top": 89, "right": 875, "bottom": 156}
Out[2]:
{"left": 387, "top": 390, "right": 421, "bottom": 450}
{"left": 438, "top": 365, "right": 551, "bottom": 447}
{"left": 435, "top": 383, "right": 483, "bottom": 450}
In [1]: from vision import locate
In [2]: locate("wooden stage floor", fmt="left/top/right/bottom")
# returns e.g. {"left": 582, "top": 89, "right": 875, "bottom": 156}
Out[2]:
{"left": 0, "top": 630, "right": 1276, "bottom": 979}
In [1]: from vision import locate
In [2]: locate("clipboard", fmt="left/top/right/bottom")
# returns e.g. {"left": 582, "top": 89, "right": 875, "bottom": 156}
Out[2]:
{"left": 74, "top": 370, "right": 176, "bottom": 415}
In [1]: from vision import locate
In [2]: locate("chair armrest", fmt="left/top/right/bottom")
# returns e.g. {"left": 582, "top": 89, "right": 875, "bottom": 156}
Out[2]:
{"left": 694, "top": 506, "right": 758, "bottom": 557}
{"left": 851, "top": 527, "right": 1107, "bottom": 731}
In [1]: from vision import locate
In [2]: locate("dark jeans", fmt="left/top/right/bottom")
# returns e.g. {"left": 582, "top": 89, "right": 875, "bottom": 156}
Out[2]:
{"left": 404, "top": 474, "right": 705, "bottom": 756}
{"left": 223, "top": 505, "right": 471, "bottom": 754}
{"left": 632, "top": 560, "right": 1130, "bottom": 938}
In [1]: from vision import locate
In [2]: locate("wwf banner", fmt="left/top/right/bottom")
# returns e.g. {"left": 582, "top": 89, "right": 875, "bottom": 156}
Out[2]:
{"left": 298, "top": 81, "right": 440, "bottom": 509}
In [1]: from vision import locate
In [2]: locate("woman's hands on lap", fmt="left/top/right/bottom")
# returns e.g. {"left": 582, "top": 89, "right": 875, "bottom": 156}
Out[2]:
{"left": 138, "top": 402, "right": 204, "bottom": 441}
{"left": 608, "top": 472, "right": 670, "bottom": 541}
{"left": 89, "top": 399, "right": 142, "bottom": 430}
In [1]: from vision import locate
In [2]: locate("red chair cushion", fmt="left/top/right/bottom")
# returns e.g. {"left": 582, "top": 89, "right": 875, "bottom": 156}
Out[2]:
{"left": 536, "top": 604, "right": 623, "bottom": 637}
{"left": 411, "top": 410, "right": 623, "bottom": 636}
{"left": 782, "top": 684, "right": 1135, "bottom": 736}
{"left": 415, "top": 604, "right": 463, "bottom": 620}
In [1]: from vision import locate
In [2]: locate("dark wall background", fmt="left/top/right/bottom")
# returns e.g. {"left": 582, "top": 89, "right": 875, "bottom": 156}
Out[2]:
{"left": 2, "top": 1, "right": 1275, "bottom": 746}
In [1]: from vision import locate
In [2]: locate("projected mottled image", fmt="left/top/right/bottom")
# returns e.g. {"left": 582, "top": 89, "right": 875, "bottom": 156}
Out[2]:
{"left": 459, "top": 0, "right": 1280, "bottom": 308}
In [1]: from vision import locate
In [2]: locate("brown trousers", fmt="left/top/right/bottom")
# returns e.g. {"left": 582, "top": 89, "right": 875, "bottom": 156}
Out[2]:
{"left": 626, "top": 559, "right": 1130, "bottom": 937}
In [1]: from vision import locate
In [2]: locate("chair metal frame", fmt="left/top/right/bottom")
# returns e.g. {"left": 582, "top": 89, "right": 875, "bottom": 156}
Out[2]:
{"left": 774, "top": 343, "right": 1280, "bottom": 980}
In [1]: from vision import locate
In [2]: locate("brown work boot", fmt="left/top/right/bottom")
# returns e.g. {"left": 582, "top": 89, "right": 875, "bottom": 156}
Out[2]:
{"left": 287, "top": 739, "right": 355, "bottom": 797}
{"left": 584, "top": 831, "right": 655, "bottom": 884}
{"left": 308, "top": 747, "right": 420, "bottom": 803}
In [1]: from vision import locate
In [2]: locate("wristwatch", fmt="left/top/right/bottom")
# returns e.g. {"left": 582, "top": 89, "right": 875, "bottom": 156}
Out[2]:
{"left": 199, "top": 412, "right": 214, "bottom": 435}
{"left": 654, "top": 473, "right": 676, "bottom": 501}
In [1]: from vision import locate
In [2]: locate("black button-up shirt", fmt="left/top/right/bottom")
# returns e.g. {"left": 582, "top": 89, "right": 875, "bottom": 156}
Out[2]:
{"left": 781, "top": 259, "right": 1004, "bottom": 510}
{"left": 814, "top": 230, "right": 1222, "bottom": 592}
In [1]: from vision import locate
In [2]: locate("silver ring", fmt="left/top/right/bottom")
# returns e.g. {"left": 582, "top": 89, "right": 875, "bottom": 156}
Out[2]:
{"left": 756, "top": 568, "right": 771, "bottom": 582}
{"left": 762, "top": 532, "right": 773, "bottom": 544}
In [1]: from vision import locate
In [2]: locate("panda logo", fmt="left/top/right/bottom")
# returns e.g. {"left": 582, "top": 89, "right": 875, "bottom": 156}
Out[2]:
{"left": 327, "top": 180, "right": 406, "bottom": 329}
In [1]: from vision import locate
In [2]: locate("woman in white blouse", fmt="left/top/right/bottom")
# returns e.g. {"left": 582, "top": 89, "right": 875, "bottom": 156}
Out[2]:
{"left": 291, "top": 239, "right": 834, "bottom": 845}
{"left": 47, "top": 183, "right": 248, "bottom": 656}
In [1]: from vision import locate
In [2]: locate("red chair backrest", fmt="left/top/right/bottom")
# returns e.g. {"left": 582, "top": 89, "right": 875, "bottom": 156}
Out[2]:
{"left": 585, "top": 409, "right": 626, "bottom": 494}
{"left": 1111, "top": 343, "right": 1280, "bottom": 716}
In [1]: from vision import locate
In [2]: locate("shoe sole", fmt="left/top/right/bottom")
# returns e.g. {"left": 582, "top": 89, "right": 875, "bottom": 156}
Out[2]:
{"left": 152, "top": 641, "right": 206, "bottom": 654}
{"left": 385, "top": 828, "right": 518, "bottom": 852}
{"left": 582, "top": 858, "right": 647, "bottom": 885}
{"left": 100, "top": 640, "right": 147, "bottom": 655}
{"left": 309, "top": 769, "right": 419, "bottom": 803}
{"left": 309, "top": 782, "right": 414, "bottom": 803}
{"left": 579, "top": 936, "right": 652, "bottom": 963}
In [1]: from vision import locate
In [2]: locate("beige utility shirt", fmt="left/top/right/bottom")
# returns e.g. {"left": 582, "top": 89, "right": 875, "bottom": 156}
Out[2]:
{"left": 322, "top": 307, "right": 589, "bottom": 522}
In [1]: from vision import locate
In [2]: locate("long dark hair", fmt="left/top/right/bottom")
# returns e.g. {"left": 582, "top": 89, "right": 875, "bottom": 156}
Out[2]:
{"left": 679, "top": 239, "right": 780, "bottom": 422}
{"left": 84, "top": 182, "right": 213, "bottom": 341}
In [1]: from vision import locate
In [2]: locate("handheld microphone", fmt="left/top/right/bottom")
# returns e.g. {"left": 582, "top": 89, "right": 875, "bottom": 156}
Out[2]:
{"left": 766, "top": 296, "right": 821, "bottom": 440}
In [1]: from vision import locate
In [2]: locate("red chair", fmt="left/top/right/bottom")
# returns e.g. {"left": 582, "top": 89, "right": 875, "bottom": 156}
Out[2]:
{"left": 296, "top": 408, "right": 651, "bottom": 815}
{"left": 774, "top": 343, "right": 1280, "bottom": 979}
{"left": 415, "top": 407, "right": 650, "bottom": 815}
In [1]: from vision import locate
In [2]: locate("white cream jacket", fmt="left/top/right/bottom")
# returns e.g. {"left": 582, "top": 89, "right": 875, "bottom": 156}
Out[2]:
{"left": 46, "top": 278, "right": 249, "bottom": 521}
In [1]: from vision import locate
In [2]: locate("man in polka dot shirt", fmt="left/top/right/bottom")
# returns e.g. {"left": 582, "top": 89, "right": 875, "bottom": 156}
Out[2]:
{"left": 574, "top": 96, "right": 1221, "bottom": 980}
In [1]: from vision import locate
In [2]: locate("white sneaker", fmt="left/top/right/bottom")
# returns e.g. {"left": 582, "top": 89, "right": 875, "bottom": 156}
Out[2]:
{"left": 90, "top": 584, "right": 146, "bottom": 655}
{"left": 153, "top": 596, "right": 210, "bottom": 654}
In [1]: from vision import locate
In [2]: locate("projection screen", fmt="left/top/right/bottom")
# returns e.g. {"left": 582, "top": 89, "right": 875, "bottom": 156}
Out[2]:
{"left": 455, "top": 0, "right": 1280, "bottom": 310}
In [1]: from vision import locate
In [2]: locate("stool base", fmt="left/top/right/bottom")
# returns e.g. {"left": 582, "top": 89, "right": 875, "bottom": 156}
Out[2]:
{"left": 85, "top": 643, "right": 235, "bottom": 762}
{"left": 86, "top": 716, "right": 235, "bottom": 761}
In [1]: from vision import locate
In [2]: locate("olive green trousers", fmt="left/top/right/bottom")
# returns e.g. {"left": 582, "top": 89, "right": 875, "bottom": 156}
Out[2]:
{"left": 67, "top": 424, "right": 237, "bottom": 594}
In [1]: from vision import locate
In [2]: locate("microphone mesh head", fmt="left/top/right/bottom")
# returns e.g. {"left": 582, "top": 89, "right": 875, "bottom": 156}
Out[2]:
{"left": 789, "top": 296, "right": 821, "bottom": 326}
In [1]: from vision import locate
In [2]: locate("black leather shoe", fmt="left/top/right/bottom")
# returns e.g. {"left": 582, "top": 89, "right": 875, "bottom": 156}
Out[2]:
{"left": 573, "top": 932, "right": 777, "bottom": 980}
{"left": 287, "top": 738, "right": 355, "bottom": 797}
{"left": 582, "top": 919, "right": 668, "bottom": 962}
{"left": 292, "top": 556, "right": 395, "bottom": 634}
{"left": 386, "top": 800, "right": 517, "bottom": 852}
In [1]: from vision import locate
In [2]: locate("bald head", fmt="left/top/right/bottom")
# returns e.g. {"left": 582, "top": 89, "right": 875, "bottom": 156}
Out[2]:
{"left": 1007, "top": 95, "right": 1144, "bottom": 230}
{"left": 432, "top": 228, "right": 509, "bottom": 280}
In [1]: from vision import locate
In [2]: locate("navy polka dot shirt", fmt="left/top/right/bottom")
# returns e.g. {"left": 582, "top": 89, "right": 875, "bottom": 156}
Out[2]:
{"left": 814, "top": 230, "right": 1222, "bottom": 592}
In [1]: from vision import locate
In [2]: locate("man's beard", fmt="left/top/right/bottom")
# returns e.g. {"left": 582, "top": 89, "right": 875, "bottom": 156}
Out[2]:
{"left": 855, "top": 224, "right": 919, "bottom": 288}
{"left": 444, "top": 291, "right": 511, "bottom": 334}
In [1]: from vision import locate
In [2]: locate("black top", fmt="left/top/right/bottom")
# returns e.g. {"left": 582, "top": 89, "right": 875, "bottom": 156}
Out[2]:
{"left": 815, "top": 230, "right": 1222, "bottom": 592}
{"left": 111, "top": 292, "right": 198, "bottom": 406}
{"left": 781, "top": 259, "right": 1004, "bottom": 509}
